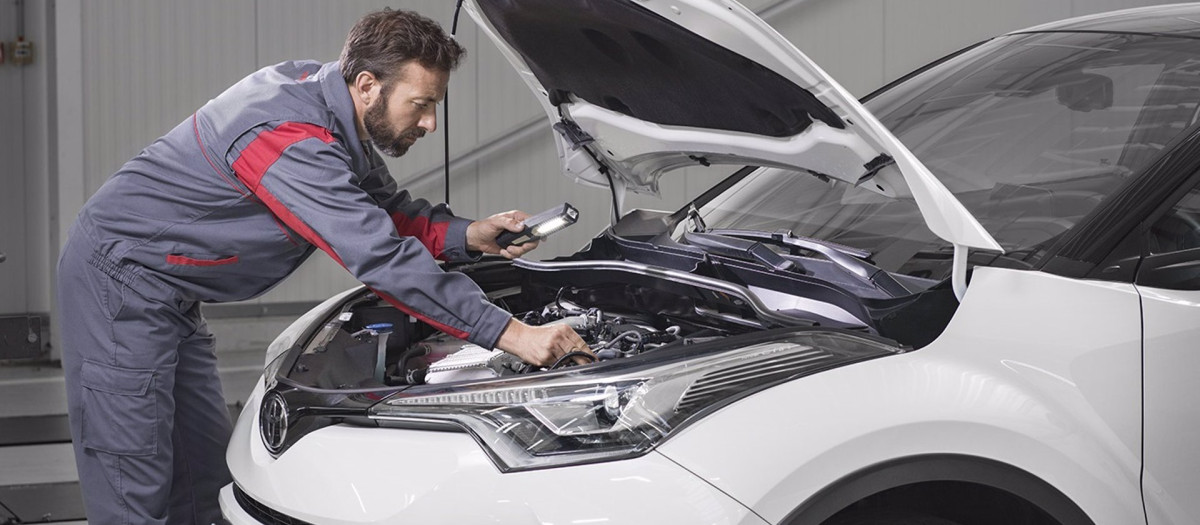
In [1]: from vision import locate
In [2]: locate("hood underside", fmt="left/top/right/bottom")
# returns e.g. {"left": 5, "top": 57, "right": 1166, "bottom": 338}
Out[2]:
{"left": 474, "top": 0, "right": 843, "bottom": 138}
{"left": 465, "top": 0, "right": 1002, "bottom": 252}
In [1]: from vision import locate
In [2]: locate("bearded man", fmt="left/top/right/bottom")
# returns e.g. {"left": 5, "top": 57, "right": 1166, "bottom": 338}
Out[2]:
{"left": 56, "top": 9, "right": 587, "bottom": 524}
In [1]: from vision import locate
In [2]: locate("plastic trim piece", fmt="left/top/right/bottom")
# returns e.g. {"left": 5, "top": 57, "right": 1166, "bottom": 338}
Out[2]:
{"left": 780, "top": 454, "right": 1094, "bottom": 525}
{"left": 512, "top": 258, "right": 810, "bottom": 328}
{"left": 233, "top": 484, "right": 315, "bottom": 525}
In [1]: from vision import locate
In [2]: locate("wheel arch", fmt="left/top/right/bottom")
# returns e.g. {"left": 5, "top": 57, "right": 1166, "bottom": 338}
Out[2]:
{"left": 779, "top": 454, "right": 1095, "bottom": 525}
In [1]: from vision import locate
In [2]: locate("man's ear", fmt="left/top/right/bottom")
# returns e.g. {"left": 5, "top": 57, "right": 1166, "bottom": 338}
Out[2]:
{"left": 354, "top": 71, "right": 379, "bottom": 103}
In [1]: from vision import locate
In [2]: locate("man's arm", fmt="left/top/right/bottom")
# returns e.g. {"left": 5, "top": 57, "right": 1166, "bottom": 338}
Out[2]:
{"left": 227, "top": 121, "right": 585, "bottom": 363}
{"left": 357, "top": 147, "right": 477, "bottom": 262}
{"left": 229, "top": 121, "right": 508, "bottom": 348}
{"left": 358, "top": 147, "right": 539, "bottom": 260}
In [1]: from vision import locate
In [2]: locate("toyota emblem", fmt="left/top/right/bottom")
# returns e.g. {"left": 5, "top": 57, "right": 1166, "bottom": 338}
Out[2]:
{"left": 260, "top": 391, "right": 289, "bottom": 454}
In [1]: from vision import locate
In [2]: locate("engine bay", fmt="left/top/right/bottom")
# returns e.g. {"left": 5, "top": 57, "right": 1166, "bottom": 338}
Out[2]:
{"left": 276, "top": 225, "right": 956, "bottom": 392}
{"left": 402, "top": 297, "right": 696, "bottom": 385}
{"left": 278, "top": 264, "right": 760, "bottom": 391}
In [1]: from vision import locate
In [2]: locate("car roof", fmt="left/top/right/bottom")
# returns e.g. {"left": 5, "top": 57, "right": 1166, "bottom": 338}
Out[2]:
{"left": 1015, "top": 3, "right": 1200, "bottom": 38}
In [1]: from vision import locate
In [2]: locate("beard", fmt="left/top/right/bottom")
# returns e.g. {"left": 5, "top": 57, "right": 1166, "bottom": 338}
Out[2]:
{"left": 363, "top": 95, "right": 426, "bottom": 158}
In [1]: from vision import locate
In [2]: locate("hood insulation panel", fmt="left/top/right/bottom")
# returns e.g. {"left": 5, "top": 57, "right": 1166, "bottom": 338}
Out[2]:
{"left": 475, "top": 0, "right": 844, "bottom": 137}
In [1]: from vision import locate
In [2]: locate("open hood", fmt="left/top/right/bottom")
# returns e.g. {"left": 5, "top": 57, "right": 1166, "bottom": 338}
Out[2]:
{"left": 464, "top": 0, "right": 1002, "bottom": 253}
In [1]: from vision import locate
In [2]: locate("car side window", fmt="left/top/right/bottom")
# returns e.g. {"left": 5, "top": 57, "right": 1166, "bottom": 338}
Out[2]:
{"left": 1149, "top": 184, "right": 1200, "bottom": 255}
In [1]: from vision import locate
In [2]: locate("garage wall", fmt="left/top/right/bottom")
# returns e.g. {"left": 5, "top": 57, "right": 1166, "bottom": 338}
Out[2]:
{"left": 10, "top": 0, "right": 1193, "bottom": 319}
{"left": 0, "top": 0, "right": 51, "bottom": 318}
{"left": 0, "top": 0, "right": 29, "bottom": 316}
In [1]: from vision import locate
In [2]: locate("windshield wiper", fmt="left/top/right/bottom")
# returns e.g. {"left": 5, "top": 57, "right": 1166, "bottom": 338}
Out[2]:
{"left": 682, "top": 231, "right": 801, "bottom": 273}
{"left": 705, "top": 229, "right": 912, "bottom": 298}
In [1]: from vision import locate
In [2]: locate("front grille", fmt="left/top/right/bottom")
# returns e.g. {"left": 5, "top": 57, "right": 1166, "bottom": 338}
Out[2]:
{"left": 676, "top": 347, "right": 835, "bottom": 413}
{"left": 233, "top": 485, "right": 315, "bottom": 525}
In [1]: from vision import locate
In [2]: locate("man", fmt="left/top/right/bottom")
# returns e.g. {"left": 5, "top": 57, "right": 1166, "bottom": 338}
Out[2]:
{"left": 56, "top": 8, "right": 589, "bottom": 524}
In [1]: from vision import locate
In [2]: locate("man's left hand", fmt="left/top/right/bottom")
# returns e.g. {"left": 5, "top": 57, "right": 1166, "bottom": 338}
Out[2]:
{"left": 467, "top": 210, "right": 539, "bottom": 259}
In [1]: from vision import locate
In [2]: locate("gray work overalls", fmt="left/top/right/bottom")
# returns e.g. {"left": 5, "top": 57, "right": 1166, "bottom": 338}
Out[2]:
{"left": 57, "top": 60, "right": 512, "bottom": 524}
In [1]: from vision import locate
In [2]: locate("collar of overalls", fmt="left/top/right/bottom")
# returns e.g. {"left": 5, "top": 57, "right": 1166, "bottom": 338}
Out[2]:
{"left": 318, "top": 60, "right": 374, "bottom": 175}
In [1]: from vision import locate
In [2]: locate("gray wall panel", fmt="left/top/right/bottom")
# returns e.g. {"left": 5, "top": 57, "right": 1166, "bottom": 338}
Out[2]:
{"left": 23, "top": 0, "right": 51, "bottom": 315}
{"left": 0, "top": 0, "right": 52, "bottom": 316}
{"left": 769, "top": 0, "right": 887, "bottom": 97}
{"left": 253, "top": 0, "right": 365, "bottom": 67}
{"left": 473, "top": 24, "right": 543, "bottom": 140}
{"left": 81, "top": 0, "right": 257, "bottom": 196}
{"left": 0, "top": 0, "right": 28, "bottom": 314}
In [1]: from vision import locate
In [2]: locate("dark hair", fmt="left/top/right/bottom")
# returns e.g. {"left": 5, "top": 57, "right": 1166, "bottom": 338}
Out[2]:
{"left": 339, "top": 8, "right": 466, "bottom": 85}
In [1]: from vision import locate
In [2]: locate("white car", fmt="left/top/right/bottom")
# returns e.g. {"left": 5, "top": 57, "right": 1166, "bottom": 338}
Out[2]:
{"left": 221, "top": 1, "right": 1200, "bottom": 524}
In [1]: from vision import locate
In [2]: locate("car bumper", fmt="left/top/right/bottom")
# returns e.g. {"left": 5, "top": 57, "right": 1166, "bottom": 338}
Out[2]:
{"left": 223, "top": 383, "right": 767, "bottom": 525}
{"left": 219, "top": 484, "right": 270, "bottom": 525}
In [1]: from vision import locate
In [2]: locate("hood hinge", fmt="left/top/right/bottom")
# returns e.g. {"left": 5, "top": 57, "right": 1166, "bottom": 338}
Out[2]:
{"left": 552, "top": 119, "right": 595, "bottom": 150}
{"left": 554, "top": 117, "right": 627, "bottom": 224}
{"left": 857, "top": 153, "right": 895, "bottom": 185}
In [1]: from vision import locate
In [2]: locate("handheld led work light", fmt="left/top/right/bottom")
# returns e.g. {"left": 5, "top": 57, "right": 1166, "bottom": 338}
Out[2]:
{"left": 496, "top": 203, "right": 579, "bottom": 249}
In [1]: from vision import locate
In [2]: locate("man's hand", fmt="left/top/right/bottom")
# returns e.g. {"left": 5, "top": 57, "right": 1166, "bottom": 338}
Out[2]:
{"left": 467, "top": 210, "right": 540, "bottom": 259}
{"left": 495, "top": 318, "right": 594, "bottom": 367}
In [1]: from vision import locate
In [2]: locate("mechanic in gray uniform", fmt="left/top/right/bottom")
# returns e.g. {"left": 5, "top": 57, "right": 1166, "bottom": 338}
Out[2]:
{"left": 56, "top": 8, "right": 589, "bottom": 524}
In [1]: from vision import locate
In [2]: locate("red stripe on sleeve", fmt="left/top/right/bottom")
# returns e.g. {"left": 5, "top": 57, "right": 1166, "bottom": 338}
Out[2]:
{"left": 230, "top": 122, "right": 470, "bottom": 340}
{"left": 231, "top": 122, "right": 335, "bottom": 190}
{"left": 389, "top": 213, "right": 452, "bottom": 260}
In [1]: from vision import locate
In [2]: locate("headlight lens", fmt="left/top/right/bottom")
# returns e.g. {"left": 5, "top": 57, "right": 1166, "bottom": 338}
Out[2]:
{"left": 369, "top": 331, "right": 897, "bottom": 471}
{"left": 262, "top": 352, "right": 292, "bottom": 391}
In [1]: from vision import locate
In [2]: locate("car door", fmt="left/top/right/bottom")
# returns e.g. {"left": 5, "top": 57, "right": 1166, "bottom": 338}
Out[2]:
{"left": 1137, "top": 177, "right": 1200, "bottom": 525}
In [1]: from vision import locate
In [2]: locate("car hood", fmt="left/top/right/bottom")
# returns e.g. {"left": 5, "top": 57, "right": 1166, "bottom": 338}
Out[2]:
{"left": 464, "top": 0, "right": 1001, "bottom": 251}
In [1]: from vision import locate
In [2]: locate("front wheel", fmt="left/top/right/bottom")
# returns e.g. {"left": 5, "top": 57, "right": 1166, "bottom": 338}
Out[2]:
{"left": 824, "top": 509, "right": 963, "bottom": 525}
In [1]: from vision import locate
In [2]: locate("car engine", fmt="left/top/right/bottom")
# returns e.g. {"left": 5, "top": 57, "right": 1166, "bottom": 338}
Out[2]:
{"left": 283, "top": 278, "right": 739, "bottom": 391}
{"left": 407, "top": 297, "right": 690, "bottom": 384}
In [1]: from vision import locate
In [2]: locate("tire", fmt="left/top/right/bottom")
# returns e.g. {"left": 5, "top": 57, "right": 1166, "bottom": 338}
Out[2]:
{"left": 823, "top": 509, "right": 964, "bottom": 525}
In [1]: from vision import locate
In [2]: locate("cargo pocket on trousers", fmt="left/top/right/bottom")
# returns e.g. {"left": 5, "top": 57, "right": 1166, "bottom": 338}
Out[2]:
{"left": 80, "top": 360, "right": 157, "bottom": 456}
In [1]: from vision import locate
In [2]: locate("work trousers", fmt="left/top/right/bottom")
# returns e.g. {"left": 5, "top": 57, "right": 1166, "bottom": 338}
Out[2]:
{"left": 57, "top": 221, "right": 232, "bottom": 525}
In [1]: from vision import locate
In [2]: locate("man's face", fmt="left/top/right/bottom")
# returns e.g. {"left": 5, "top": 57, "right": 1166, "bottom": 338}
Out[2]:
{"left": 363, "top": 62, "right": 449, "bottom": 157}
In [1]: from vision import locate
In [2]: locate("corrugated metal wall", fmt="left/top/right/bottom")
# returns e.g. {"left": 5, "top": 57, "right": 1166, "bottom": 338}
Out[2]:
{"left": 0, "top": 0, "right": 28, "bottom": 314}
{"left": 29, "top": 0, "right": 1199, "bottom": 312}
{"left": 0, "top": 0, "right": 52, "bottom": 318}
{"left": 0, "top": 0, "right": 30, "bottom": 315}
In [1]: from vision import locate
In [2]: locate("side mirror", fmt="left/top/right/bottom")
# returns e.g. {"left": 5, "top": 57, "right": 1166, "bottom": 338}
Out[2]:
{"left": 1056, "top": 72, "right": 1113, "bottom": 112}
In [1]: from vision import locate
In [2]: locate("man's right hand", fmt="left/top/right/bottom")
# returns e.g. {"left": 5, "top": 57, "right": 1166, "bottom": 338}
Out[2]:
{"left": 495, "top": 318, "right": 593, "bottom": 367}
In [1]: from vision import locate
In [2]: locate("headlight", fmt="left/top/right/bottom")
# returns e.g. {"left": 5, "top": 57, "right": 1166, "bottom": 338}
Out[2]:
{"left": 262, "top": 352, "right": 290, "bottom": 391}
{"left": 369, "top": 330, "right": 897, "bottom": 472}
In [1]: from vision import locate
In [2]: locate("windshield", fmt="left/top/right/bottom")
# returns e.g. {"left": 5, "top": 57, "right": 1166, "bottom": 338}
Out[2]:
{"left": 692, "top": 31, "right": 1200, "bottom": 281}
